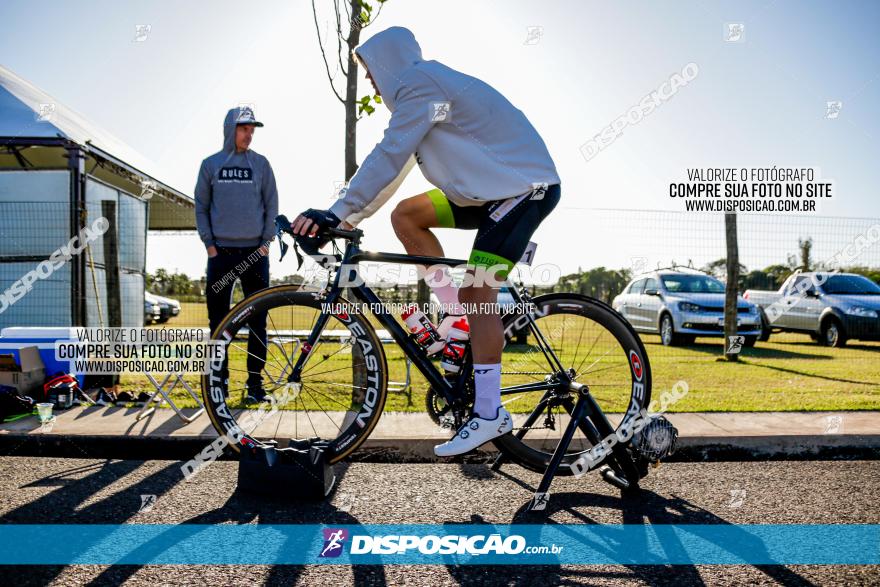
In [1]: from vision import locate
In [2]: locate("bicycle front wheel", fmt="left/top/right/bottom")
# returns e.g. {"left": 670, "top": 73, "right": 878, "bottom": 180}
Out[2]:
{"left": 492, "top": 293, "right": 651, "bottom": 475}
{"left": 201, "top": 286, "right": 388, "bottom": 464}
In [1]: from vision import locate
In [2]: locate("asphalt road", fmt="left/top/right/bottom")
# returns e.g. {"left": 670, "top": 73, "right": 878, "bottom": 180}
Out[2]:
{"left": 1, "top": 456, "right": 878, "bottom": 586}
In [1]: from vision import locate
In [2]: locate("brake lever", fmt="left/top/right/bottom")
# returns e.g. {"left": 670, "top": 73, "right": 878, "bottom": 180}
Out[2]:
{"left": 274, "top": 214, "right": 304, "bottom": 269}
{"left": 276, "top": 227, "right": 289, "bottom": 262}
{"left": 275, "top": 214, "right": 343, "bottom": 271}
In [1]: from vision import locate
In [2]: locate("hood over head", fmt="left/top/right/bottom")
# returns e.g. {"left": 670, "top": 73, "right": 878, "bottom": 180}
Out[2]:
{"left": 222, "top": 106, "right": 263, "bottom": 152}
{"left": 354, "top": 26, "right": 423, "bottom": 111}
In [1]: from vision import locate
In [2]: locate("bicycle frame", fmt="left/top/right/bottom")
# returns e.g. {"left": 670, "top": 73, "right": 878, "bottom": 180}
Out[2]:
{"left": 284, "top": 234, "right": 571, "bottom": 414}
{"left": 268, "top": 223, "right": 647, "bottom": 502}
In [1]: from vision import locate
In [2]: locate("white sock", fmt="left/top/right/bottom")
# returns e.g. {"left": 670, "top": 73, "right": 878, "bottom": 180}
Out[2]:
{"left": 423, "top": 266, "right": 465, "bottom": 316}
{"left": 473, "top": 363, "right": 502, "bottom": 419}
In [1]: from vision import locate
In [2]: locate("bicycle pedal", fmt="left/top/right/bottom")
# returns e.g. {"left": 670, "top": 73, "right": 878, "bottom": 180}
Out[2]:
{"left": 599, "top": 466, "right": 631, "bottom": 490}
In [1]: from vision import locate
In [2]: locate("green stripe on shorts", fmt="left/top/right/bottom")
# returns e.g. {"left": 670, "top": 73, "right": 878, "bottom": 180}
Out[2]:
{"left": 427, "top": 188, "right": 455, "bottom": 228}
{"left": 468, "top": 248, "right": 515, "bottom": 279}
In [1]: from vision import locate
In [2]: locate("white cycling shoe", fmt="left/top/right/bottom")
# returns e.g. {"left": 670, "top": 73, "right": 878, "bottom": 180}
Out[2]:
{"left": 434, "top": 407, "right": 513, "bottom": 457}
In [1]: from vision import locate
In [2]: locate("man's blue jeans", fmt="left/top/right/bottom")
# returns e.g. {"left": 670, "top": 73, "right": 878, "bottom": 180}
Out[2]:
{"left": 206, "top": 246, "right": 269, "bottom": 396}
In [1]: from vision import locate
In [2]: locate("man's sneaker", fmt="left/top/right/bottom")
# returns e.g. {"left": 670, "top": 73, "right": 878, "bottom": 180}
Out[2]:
{"left": 92, "top": 388, "right": 116, "bottom": 406}
{"left": 245, "top": 382, "right": 267, "bottom": 404}
{"left": 434, "top": 407, "right": 513, "bottom": 457}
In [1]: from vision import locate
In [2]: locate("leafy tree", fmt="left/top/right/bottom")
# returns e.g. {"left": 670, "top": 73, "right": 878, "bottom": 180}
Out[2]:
{"left": 702, "top": 258, "right": 746, "bottom": 282}
{"left": 312, "top": 0, "right": 389, "bottom": 181}
{"left": 798, "top": 237, "right": 813, "bottom": 271}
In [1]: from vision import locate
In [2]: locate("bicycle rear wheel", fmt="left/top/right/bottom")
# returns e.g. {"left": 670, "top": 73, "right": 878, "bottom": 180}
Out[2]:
{"left": 492, "top": 293, "right": 651, "bottom": 475}
{"left": 201, "top": 286, "right": 388, "bottom": 464}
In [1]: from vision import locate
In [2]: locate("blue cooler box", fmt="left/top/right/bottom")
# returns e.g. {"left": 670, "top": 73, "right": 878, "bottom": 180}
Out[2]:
{"left": 0, "top": 327, "right": 85, "bottom": 387}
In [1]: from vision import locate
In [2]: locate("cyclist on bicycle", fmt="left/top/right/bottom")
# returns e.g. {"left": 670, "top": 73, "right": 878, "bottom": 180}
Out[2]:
{"left": 292, "top": 26, "right": 561, "bottom": 456}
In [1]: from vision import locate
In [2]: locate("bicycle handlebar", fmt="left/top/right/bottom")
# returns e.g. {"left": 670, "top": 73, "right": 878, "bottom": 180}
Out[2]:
{"left": 325, "top": 225, "right": 363, "bottom": 241}
{"left": 274, "top": 214, "right": 362, "bottom": 266}
{"left": 274, "top": 214, "right": 363, "bottom": 242}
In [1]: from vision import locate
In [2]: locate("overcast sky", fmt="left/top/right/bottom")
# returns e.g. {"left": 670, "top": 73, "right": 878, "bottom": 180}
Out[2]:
{"left": 2, "top": 0, "right": 879, "bottom": 279}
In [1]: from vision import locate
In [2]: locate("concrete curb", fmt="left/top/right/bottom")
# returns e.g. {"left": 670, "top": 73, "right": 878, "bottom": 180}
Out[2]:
{"left": 2, "top": 432, "right": 878, "bottom": 463}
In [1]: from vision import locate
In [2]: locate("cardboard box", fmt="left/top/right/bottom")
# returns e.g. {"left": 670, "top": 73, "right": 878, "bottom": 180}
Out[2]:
{"left": 0, "top": 354, "right": 18, "bottom": 372}
{"left": 0, "top": 346, "right": 46, "bottom": 396}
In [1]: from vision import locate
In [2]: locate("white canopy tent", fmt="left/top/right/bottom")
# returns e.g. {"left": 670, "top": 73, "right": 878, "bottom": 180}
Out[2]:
{"left": 0, "top": 64, "right": 194, "bottom": 328}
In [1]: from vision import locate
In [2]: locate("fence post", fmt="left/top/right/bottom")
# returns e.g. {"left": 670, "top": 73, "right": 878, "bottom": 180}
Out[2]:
{"left": 101, "top": 199, "right": 121, "bottom": 327}
{"left": 66, "top": 145, "right": 86, "bottom": 326}
{"left": 724, "top": 212, "right": 740, "bottom": 361}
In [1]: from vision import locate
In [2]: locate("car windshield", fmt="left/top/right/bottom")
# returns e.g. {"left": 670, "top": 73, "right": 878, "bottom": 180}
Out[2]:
{"left": 821, "top": 275, "right": 880, "bottom": 295}
{"left": 661, "top": 274, "right": 725, "bottom": 293}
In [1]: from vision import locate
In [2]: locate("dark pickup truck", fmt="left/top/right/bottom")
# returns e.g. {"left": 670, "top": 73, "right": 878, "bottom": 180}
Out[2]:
{"left": 744, "top": 272, "right": 880, "bottom": 347}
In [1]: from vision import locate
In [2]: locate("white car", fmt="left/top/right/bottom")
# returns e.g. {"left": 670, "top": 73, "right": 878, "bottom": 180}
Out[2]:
{"left": 145, "top": 292, "right": 181, "bottom": 324}
{"left": 613, "top": 270, "right": 762, "bottom": 346}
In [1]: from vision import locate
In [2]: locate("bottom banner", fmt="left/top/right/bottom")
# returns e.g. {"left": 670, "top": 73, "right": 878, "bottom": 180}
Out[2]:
{"left": 0, "top": 524, "right": 877, "bottom": 565}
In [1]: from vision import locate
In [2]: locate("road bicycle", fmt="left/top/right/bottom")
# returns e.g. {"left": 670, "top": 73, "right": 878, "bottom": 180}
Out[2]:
{"left": 202, "top": 215, "right": 674, "bottom": 505}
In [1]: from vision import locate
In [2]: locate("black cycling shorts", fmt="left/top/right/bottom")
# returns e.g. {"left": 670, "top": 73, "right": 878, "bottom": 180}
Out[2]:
{"left": 427, "top": 183, "right": 560, "bottom": 278}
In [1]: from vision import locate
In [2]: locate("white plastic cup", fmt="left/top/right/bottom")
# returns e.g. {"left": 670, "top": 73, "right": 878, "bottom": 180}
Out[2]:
{"left": 36, "top": 402, "right": 54, "bottom": 423}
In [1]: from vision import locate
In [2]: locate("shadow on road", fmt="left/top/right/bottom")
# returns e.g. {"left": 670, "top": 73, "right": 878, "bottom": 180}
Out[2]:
{"left": 1, "top": 458, "right": 818, "bottom": 586}
{"left": 1, "top": 460, "right": 386, "bottom": 587}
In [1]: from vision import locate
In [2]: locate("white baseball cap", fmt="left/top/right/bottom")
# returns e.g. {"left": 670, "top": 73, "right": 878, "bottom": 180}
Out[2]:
{"left": 235, "top": 106, "right": 264, "bottom": 127}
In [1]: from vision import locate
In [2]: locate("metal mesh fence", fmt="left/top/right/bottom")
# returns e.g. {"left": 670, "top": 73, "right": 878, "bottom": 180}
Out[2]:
{"left": 1, "top": 203, "right": 877, "bottom": 410}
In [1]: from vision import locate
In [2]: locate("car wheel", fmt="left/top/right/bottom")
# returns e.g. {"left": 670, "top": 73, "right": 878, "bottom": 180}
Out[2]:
{"left": 821, "top": 318, "right": 847, "bottom": 348}
{"left": 758, "top": 313, "right": 771, "bottom": 342}
{"left": 743, "top": 336, "right": 758, "bottom": 347}
{"left": 660, "top": 314, "right": 678, "bottom": 346}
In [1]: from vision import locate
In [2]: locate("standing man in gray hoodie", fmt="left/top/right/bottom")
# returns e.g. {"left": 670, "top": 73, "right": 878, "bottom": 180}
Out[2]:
{"left": 291, "top": 27, "right": 561, "bottom": 455}
{"left": 195, "top": 106, "right": 278, "bottom": 402}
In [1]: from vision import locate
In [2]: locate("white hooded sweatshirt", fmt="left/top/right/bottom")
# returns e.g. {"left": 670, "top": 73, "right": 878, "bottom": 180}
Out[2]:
{"left": 330, "top": 26, "right": 560, "bottom": 226}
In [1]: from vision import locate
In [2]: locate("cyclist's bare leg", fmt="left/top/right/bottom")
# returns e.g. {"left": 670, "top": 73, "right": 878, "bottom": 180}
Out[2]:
{"left": 434, "top": 269, "right": 513, "bottom": 456}
{"left": 460, "top": 272, "right": 503, "bottom": 418}
{"left": 391, "top": 195, "right": 463, "bottom": 316}
{"left": 390, "top": 194, "right": 444, "bottom": 257}
{"left": 459, "top": 280, "right": 502, "bottom": 362}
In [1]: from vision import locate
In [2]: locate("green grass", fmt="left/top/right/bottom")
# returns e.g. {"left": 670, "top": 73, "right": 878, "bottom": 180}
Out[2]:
{"left": 122, "top": 302, "right": 880, "bottom": 413}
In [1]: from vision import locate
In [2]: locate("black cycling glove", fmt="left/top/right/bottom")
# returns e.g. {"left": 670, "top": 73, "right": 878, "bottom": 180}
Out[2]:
{"left": 294, "top": 208, "right": 341, "bottom": 257}
{"left": 301, "top": 208, "right": 341, "bottom": 233}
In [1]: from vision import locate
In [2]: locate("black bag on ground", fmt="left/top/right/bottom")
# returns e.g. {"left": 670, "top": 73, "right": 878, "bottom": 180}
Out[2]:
{"left": 0, "top": 384, "right": 35, "bottom": 421}
{"left": 236, "top": 438, "right": 336, "bottom": 500}
{"left": 84, "top": 374, "right": 119, "bottom": 391}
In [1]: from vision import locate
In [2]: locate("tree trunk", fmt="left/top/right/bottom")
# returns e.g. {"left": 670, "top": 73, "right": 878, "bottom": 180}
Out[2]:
{"left": 344, "top": 0, "right": 362, "bottom": 181}
{"left": 724, "top": 213, "right": 740, "bottom": 361}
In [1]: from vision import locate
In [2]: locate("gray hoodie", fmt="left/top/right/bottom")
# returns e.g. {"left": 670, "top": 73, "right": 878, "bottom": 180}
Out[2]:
{"left": 194, "top": 109, "right": 278, "bottom": 248}
{"left": 330, "top": 26, "right": 560, "bottom": 224}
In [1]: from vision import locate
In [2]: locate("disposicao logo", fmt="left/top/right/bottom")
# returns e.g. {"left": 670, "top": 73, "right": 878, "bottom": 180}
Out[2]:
{"left": 319, "top": 528, "right": 348, "bottom": 558}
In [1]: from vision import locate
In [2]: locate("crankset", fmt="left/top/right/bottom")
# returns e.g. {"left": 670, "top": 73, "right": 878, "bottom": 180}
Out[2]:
{"left": 425, "top": 386, "right": 473, "bottom": 430}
